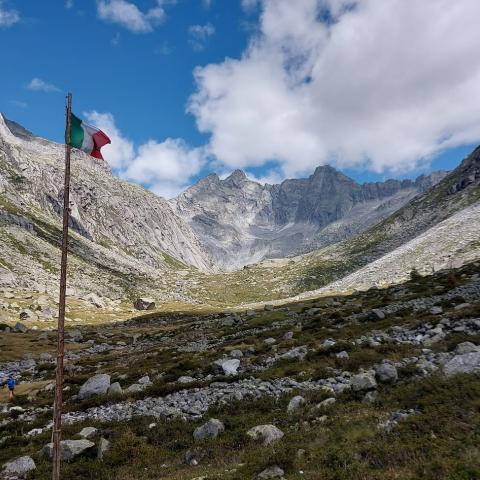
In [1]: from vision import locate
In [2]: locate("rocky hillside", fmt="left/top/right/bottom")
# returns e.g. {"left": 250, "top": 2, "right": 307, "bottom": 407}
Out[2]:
{"left": 1, "top": 260, "right": 479, "bottom": 479}
{"left": 0, "top": 114, "right": 212, "bottom": 299}
{"left": 172, "top": 166, "right": 446, "bottom": 269}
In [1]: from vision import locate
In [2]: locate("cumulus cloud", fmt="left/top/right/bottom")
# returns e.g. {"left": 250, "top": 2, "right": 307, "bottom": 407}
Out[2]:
{"left": 96, "top": 0, "right": 174, "bottom": 33}
{"left": 26, "top": 78, "right": 61, "bottom": 93}
{"left": 84, "top": 111, "right": 204, "bottom": 198}
{"left": 0, "top": 1, "right": 19, "bottom": 28}
{"left": 188, "top": 23, "right": 215, "bottom": 51}
{"left": 189, "top": 0, "right": 480, "bottom": 177}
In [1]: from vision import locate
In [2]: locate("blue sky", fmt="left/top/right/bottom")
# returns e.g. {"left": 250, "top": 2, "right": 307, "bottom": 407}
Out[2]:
{"left": 1, "top": 0, "right": 479, "bottom": 197}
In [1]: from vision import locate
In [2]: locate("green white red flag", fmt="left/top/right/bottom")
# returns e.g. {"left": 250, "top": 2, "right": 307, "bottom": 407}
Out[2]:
{"left": 68, "top": 113, "right": 111, "bottom": 160}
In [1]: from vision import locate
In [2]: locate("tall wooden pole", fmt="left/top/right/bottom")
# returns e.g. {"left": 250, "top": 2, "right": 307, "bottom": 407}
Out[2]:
{"left": 52, "top": 92, "right": 72, "bottom": 480}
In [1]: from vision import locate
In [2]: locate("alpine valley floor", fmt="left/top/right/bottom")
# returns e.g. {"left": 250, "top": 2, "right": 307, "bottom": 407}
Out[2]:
{"left": 1, "top": 261, "right": 480, "bottom": 479}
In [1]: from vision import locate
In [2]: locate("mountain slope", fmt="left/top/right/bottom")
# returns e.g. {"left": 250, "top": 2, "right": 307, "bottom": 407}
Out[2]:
{"left": 173, "top": 165, "right": 446, "bottom": 269}
{"left": 0, "top": 113, "right": 213, "bottom": 298}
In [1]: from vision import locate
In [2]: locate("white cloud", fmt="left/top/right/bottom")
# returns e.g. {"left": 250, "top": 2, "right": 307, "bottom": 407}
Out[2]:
{"left": 0, "top": 1, "right": 19, "bottom": 27}
{"left": 188, "top": 23, "right": 215, "bottom": 51}
{"left": 96, "top": 0, "right": 171, "bottom": 33}
{"left": 84, "top": 111, "right": 204, "bottom": 198}
{"left": 65, "top": 0, "right": 74, "bottom": 9}
{"left": 26, "top": 78, "right": 61, "bottom": 93}
{"left": 189, "top": 0, "right": 480, "bottom": 177}
{"left": 241, "top": 0, "right": 260, "bottom": 12}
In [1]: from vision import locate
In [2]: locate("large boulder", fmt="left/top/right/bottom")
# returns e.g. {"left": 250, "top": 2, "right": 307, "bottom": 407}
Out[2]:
{"left": 443, "top": 352, "right": 480, "bottom": 377}
{"left": 247, "top": 425, "right": 284, "bottom": 446}
{"left": 2, "top": 456, "right": 36, "bottom": 477}
{"left": 212, "top": 358, "right": 240, "bottom": 376}
{"left": 97, "top": 437, "right": 110, "bottom": 460}
{"left": 78, "top": 374, "right": 111, "bottom": 400}
{"left": 133, "top": 298, "right": 156, "bottom": 311}
{"left": 193, "top": 418, "right": 225, "bottom": 440}
{"left": 42, "top": 439, "right": 95, "bottom": 461}
{"left": 107, "top": 382, "right": 123, "bottom": 396}
{"left": 375, "top": 363, "right": 398, "bottom": 383}
{"left": 351, "top": 373, "right": 377, "bottom": 392}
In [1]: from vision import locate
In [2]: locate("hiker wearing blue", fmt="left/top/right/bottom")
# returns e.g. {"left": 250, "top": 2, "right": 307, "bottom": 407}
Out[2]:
{"left": 5, "top": 375, "right": 16, "bottom": 401}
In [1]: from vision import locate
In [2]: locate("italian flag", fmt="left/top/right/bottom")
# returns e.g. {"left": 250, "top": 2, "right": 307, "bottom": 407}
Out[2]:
{"left": 69, "top": 113, "right": 111, "bottom": 160}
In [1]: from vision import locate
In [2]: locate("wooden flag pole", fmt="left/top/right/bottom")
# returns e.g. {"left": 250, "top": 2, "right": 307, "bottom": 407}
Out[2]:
{"left": 52, "top": 92, "right": 73, "bottom": 480}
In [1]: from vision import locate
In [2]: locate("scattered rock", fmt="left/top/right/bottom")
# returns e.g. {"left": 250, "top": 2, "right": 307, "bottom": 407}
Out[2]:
{"left": 375, "top": 363, "right": 398, "bottom": 384}
{"left": 230, "top": 349, "right": 243, "bottom": 359}
{"left": 336, "top": 350, "right": 349, "bottom": 359}
{"left": 287, "top": 395, "right": 305, "bottom": 413}
{"left": 193, "top": 418, "right": 225, "bottom": 440}
{"left": 13, "top": 322, "right": 28, "bottom": 333}
{"left": 316, "top": 397, "right": 336, "bottom": 409}
{"left": 351, "top": 373, "right": 377, "bottom": 392}
{"left": 78, "top": 427, "right": 97, "bottom": 439}
{"left": 455, "top": 342, "right": 480, "bottom": 354}
{"left": 177, "top": 376, "right": 196, "bottom": 384}
{"left": 256, "top": 465, "right": 285, "bottom": 479}
{"left": 107, "top": 382, "right": 123, "bottom": 396}
{"left": 133, "top": 298, "right": 156, "bottom": 311}
{"left": 247, "top": 425, "right": 284, "bottom": 446}
{"left": 78, "top": 374, "right": 111, "bottom": 400}
{"left": 42, "top": 439, "right": 95, "bottom": 461}
{"left": 85, "top": 293, "right": 106, "bottom": 309}
{"left": 443, "top": 352, "right": 480, "bottom": 377}
{"left": 370, "top": 309, "right": 385, "bottom": 320}
{"left": 2, "top": 456, "right": 36, "bottom": 478}
{"left": 97, "top": 437, "right": 110, "bottom": 460}
{"left": 212, "top": 358, "right": 240, "bottom": 376}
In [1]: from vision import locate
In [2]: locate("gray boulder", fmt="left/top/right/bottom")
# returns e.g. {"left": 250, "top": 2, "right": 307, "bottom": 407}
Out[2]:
{"left": 78, "top": 427, "right": 97, "bottom": 439}
{"left": 455, "top": 342, "right": 480, "bottom": 355}
{"left": 279, "top": 346, "right": 308, "bottom": 361}
{"left": 193, "top": 418, "right": 225, "bottom": 440}
{"left": 370, "top": 309, "right": 385, "bottom": 320}
{"left": 287, "top": 395, "right": 305, "bottom": 413}
{"left": 42, "top": 439, "right": 95, "bottom": 461}
{"left": 247, "top": 425, "right": 284, "bottom": 446}
{"left": 133, "top": 298, "right": 156, "bottom": 310}
{"left": 13, "top": 322, "right": 28, "bottom": 333}
{"left": 97, "top": 437, "right": 110, "bottom": 460}
{"left": 107, "top": 382, "right": 123, "bottom": 396}
{"left": 230, "top": 349, "right": 244, "bottom": 359}
{"left": 443, "top": 352, "right": 480, "bottom": 377}
{"left": 256, "top": 466, "right": 285, "bottom": 479}
{"left": 212, "top": 358, "right": 240, "bottom": 376}
{"left": 375, "top": 363, "right": 398, "bottom": 383}
{"left": 78, "top": 374, "right": 111, "bottom": 400}
{"left": 2, "top": 456, "right": 36, "bottom": 477}
{"left": 351, "top": 373, "right": 377, "bottom": 391}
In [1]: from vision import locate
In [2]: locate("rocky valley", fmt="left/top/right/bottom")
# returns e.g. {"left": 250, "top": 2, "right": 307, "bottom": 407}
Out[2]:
{"left": 1, "top": 115, "right": 480, "bottom": 480}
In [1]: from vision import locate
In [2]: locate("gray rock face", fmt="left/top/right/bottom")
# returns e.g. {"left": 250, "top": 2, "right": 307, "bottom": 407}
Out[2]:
{"left": 193, "top": 418, "right": 225, "bottom": 440}
{"left": 351, "top": 373, "right": 377, "bottom": 391}
{"left": 455, "top": 342, "right": 480, "bottom": 355}
{"left": 172, "top": 165, "right": 447, "bottom": 269}
{"left": 78, "top": 374, "right": 111, "bottom": 400}
{"left": 2, "top": 456, "right": 36, "bottom": 477}
{"left": 443, "top": 352, "right": 480, "bottom": 377}
{"left": 247, "top": 425, "right": 284, "bottom": 446}
{"left": 375, "top": 363, "right": 398, "bottom": 383}
{"left": 0, "top": 113, "right": 213, "bottom": 297}
{"left": 42, "top": 439, "right": 95, "bottom": 461}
